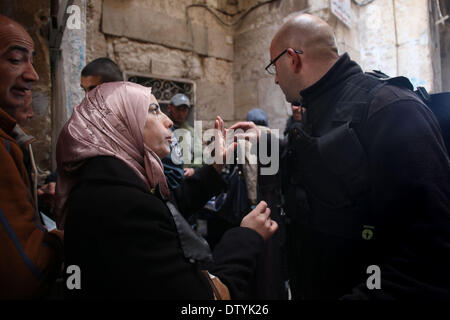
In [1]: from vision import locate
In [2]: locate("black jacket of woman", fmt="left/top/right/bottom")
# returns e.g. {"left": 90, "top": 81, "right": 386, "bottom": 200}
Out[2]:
{"left": 64, "top": 156, "right": 265, "bottom": 299}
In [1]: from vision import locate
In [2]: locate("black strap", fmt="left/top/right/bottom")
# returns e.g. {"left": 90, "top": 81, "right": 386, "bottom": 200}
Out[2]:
{"left": 165, "top": 201, "right": 213, "bottom": 264}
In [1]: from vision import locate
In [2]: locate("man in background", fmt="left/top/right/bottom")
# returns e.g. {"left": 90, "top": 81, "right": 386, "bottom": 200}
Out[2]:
{"left": 167, "top": 93, "right": 202, "bottom": 178}
{"left": 80, "top": 57, "right": 123, "bottom": 93}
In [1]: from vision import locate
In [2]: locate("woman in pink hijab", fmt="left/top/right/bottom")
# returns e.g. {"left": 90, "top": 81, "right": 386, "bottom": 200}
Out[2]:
{"left": 55, "top": 81, "right": 277, "bottom": 299}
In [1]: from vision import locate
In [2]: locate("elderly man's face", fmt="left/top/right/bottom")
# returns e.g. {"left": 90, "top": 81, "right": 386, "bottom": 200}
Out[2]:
{"left": 0, "top": 18, "right": 39, "bottom": 113}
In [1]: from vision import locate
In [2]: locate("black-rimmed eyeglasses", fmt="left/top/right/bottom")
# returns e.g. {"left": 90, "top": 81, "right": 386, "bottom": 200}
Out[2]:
{"left": 265, "top": 49, "right": 303, "bottom": 75}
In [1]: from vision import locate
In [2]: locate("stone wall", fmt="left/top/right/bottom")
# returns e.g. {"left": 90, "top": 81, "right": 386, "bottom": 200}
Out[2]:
{"left": 86, "top": 0, "right": 236, "bottom": 134}
{"left": 358, "top": 0, "right": 439, "bottom": 92}
{"left": 82, "top": 0, "right": 445, "bottom": 136}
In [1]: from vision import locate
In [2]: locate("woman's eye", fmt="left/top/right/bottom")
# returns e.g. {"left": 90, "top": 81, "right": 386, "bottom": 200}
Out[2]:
{"left": 149, "top": 103, "right": 160, "bottom": 115}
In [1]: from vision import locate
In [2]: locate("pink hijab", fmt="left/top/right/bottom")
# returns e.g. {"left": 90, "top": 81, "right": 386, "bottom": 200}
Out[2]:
{"left": 55, "top": 81, "right": 169, "bottom": 229}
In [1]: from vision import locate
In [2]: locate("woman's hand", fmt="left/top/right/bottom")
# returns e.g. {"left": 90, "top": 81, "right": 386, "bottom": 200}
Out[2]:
{"left": 212, "top": 116, "right": 236, "bottom": 173}
{"left": 240, "top": 201, "right": 278, "bottom": 241}
{"left": 184, "top": 168, "right": 195, "bottom": 177}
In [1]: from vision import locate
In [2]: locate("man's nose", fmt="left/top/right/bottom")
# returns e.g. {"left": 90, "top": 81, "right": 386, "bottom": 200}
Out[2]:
{"left": 23, "top": 62, "right": 39, "bottom": 82}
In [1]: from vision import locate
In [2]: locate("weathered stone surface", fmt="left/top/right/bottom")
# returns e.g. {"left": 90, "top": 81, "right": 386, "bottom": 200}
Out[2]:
{"left": 234, "top": 80, "right": 258, "bottom": 117}
{"left": 204, "top": 57, "right": 233, "bottom": 85}
{"left": 394, "top": 0, "right": 435, "bottom": 90}
{"left": 208, "top": 23, "right": 234, "bottom": 61}
{"left": 112, "top": 37, "right": 191, "bottom": 79}
{"left": 398, "top": 41, "right": 433, "bottom": 89}
{"left": 168, "top": 1, "right": 234, "bottom": 61}
{"left": 357, "top": 0, "right": 437, "bottom": 91}
{"left": 196, "top": 81, "right": 234, "bottom": 121}
{"left": 256, "top": 77, "right": 290, "bottom": 132}
{"left": 395, "top": 0, "right": 429, "bottom": 46}
{"left": 86, "top": 0, "right": 108, "bottom": 62}
{"left": 358, "top": 0, "right": 397, "bottom": 75}
{"left": 102, "top": 0, "right": 208, "bottom": 55}
{"left": 360, "top": 43, "right": 398, "bottom": 76}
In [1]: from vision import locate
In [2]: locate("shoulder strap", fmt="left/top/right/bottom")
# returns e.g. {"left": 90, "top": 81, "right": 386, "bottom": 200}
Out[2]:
{"left": 317, "top": 72, "right": 388, "bottom": 198}
{"left": 331, "top": 72, "right": 387, "bottom": 131}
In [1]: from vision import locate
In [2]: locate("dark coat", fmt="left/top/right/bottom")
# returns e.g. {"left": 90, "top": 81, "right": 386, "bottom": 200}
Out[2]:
{"left": 64, "top": 156, "right": 264, "bottom": 299}
{"left": 0, "top": 108, "right": 63, "bottom": 299}
{"left": 282, "top": 53, "right": 450, "bottom": 299}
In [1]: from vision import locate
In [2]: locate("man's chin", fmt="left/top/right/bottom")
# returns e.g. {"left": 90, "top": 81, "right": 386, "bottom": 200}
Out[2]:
{"left": 5, "top": 95, "right": 25, "bottom": 109}
{"left": 1, "top": 99, "right": 24, "bottom": 117}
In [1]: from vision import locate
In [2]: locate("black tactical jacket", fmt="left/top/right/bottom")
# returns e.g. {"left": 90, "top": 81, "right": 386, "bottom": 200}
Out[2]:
{"left": 282, "top": 53, "right": 450, "bottom": 300}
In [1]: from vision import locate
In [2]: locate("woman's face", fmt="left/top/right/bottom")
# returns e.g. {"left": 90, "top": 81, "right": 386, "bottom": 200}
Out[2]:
{"left": 143, "top": 98, "right": 173, "bottom": 159}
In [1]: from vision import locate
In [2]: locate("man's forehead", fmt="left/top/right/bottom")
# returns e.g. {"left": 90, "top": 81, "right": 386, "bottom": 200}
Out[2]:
{"left": 0, "top": 22, "right": 34, "bottom": 55}
{"left": 269, "top": 39, "right": 280, "bottom": 57}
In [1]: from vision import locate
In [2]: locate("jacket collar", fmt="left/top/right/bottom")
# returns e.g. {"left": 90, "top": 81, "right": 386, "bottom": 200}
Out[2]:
{"left": 11, "top": 125, "right": 36, "bottom": 148}
{"left": 76, "top": 156, "right": 150, "bottom": 194}
{"left": 0, "top": 108, "right": 17, "bottom": 137}
{"left": 299, "top": 53, "right": 363, "bottom": 131}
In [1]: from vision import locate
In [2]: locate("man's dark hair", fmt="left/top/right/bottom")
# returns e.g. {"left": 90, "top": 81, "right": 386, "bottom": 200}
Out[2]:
{"left": 81, "top": 57, "right": 123, "bottom": 82}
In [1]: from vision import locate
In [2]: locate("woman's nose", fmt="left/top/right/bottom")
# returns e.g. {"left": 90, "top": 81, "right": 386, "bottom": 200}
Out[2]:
{"left": 163, "top": 113, "right": 173, "bottom": 128}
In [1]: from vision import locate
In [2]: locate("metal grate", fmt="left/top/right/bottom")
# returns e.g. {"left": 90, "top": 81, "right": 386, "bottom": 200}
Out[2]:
{"left": 127, "top": 75, "right": 194, "bottom": 105}
{"left": 125, "top": 73, "right": 196, "bottom": 126}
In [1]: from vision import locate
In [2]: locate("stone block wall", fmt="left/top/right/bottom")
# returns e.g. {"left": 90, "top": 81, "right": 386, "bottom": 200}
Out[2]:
{"left": 82, "top": 0, "right": 444, "bottom": 136}
{"left": 86, "top": 0, "right": 235, "bottom": 133}
{"left": 358, "top": 0, "right": 438, "bottom": 91}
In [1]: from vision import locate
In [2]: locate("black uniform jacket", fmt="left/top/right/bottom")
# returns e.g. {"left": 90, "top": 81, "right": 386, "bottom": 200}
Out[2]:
{"left": 64, "top": 156, "right": 264, "bottom": 299}
{"left": 283, "top": 53, "right": 450, "bottom": 299}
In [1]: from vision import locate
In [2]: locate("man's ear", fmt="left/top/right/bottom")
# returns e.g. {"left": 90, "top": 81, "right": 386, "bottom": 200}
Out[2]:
{"left": 287, "top": 48, "right": 301, "bottom": 73}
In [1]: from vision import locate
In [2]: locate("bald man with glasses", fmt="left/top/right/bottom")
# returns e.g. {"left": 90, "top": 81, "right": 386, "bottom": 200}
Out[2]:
{"left": 232, "top": 13, "right": 450, "bottom": 300}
